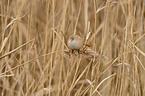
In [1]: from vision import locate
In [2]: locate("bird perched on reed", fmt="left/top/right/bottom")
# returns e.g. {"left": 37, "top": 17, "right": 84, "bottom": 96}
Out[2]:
{"left": 67, "top": 35, "right": 83, "bottom": 53}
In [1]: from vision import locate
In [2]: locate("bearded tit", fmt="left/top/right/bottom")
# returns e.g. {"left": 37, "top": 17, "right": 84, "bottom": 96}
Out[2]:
{"left": 67, "top": 35, "right": 83, "bottom": 53}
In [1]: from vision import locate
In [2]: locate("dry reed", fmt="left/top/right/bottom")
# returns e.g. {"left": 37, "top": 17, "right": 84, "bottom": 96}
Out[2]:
{"left": 0, "top": 0, "right": 145, "bottom": 96}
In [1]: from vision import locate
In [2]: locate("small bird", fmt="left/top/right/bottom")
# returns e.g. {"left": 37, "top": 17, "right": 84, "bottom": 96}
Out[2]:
{"left": 67, "top": 35, "right": 83, "bottom": 53}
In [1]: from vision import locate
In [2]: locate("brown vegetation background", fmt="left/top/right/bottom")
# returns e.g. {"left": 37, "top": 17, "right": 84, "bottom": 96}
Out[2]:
{"left": 0, "top": 0, "right": 145, "bottom": 96}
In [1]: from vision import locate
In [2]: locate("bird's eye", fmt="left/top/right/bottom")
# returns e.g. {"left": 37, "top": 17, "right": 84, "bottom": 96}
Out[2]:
{"left": 71, "top": 38, "right": 74, "bottom": 40}
{"left": 69, "top": 37, "right": 74, "bottom": 42}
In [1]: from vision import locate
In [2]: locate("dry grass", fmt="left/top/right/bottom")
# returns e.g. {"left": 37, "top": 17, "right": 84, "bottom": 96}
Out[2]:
{"left": 0, "top": 0, "right": 145, "bottom": 96}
